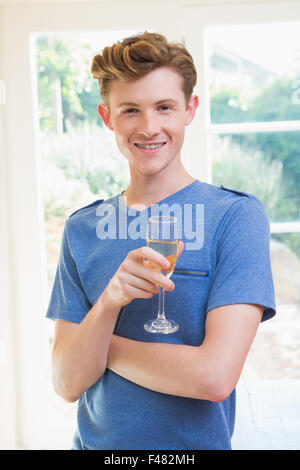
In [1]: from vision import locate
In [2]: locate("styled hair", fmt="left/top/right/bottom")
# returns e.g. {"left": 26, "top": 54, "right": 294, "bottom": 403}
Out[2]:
{"left": 91, "top": 32, "right": 197, "bottom": 106}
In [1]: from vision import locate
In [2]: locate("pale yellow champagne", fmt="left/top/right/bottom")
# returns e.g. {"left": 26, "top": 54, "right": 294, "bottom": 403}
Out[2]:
{"left": 146, "top": 239, "right": 178, "bottom": 278}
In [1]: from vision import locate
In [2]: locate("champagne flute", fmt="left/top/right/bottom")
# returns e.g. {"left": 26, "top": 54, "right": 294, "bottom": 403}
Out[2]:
{"left": 144, "top": 215, "right": 179, "bottom": 334}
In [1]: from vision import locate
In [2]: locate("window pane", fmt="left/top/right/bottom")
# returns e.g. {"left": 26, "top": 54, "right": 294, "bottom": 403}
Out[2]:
{"left": 245, "top": 233, "right": 300, "bottom": 380}
{"left": 211, "top": 133, "right": 300, "bottom": 223}
{"left": 205, "top": 23, "right": 300, "bottom": 124}
{"left": 211, "top": 133, "right": 300, "bottom": 380}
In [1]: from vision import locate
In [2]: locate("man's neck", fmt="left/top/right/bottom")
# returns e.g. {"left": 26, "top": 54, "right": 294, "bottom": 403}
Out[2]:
{"left": 122, "top": 166, "right": 195, "bottom": 209}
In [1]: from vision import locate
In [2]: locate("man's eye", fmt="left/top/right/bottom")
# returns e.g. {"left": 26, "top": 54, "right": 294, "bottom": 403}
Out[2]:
{"left": 124, "top": 108, "right": 138, "bottom": 114}
{"left": 158, "top": 105, "right": 172, "bottom": 112}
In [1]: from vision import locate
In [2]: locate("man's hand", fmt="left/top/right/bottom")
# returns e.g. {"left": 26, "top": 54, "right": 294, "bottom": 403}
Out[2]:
{"left": 105, "top": 241, "right": 184, "bottom": 308}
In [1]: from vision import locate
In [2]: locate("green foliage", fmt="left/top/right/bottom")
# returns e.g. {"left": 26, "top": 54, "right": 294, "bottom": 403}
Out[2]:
{"left": 250, "top": 78, "right": 300, "bottom": 122}
{"left": 245, "top": 80, "right": 300, "bottom": 219}
{"left": 272, "top": 232, "right": 300, "bottom": 259}
{"left": 37, "top": 36, "right": 101, "bottom": 132}
{"left": 212, "top": 137, "right": 285, "bottom": 217}
{"left": 210, "top": 77, "right": 300, "bottom": 222}
{"left": 41, "top": 127, "right": 130, "bottom": 220}
{"left": 210, "top": 88, "right": 250, "bottom": 124}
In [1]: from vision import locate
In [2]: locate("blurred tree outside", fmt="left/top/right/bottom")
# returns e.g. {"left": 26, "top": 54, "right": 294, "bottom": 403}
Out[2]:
{"left": 212, "top": 136, "right": 300, "bottom": 258}
{"left": 41, "top": 126, "right": 129, "bottom": 219}
{"left": 37, "top": 36, "right": 101, "bottom": 132}
{"left": 211, "top": 78, "right": 300, "bottom": 222}
{"left": 210, "top": 75, "right": 300, "bottom": 257}
{"left": 212, "top": 136, "right": 284, "bottom": 219}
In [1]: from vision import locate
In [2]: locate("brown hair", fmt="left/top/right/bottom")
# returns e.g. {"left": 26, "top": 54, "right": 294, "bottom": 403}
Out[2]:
{"left": 91, "top": 32, "right": 197, "bottom": 106}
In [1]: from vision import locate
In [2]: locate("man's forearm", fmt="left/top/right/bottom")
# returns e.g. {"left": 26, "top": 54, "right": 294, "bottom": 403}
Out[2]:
{"left": 107, "top": 305, "right": 264, "bottom": 403}
{"left": 52, "top": 290, "right": 121, "bottom": 402}
{"left": 107, "top": 335, "right": 213, "bottom": 400}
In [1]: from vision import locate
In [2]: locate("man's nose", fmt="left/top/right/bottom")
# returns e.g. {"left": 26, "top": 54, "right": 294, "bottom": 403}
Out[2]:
{"left": 137, "top": 112, "right": 160, "bottom": 137}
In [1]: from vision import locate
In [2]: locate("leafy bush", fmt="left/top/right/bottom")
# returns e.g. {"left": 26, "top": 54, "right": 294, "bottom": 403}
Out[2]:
{"left": 41, "top": 126, "right": 130, "bottom": 220}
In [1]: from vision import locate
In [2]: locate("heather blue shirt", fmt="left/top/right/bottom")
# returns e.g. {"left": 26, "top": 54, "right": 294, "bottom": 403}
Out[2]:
{"left": 46, "top": 179, "right": 276, "bottom": 450}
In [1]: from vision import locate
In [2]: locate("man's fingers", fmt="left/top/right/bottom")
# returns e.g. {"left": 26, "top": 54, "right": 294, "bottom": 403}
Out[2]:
{"left": 134, "top": 261, "right": 174, "bottom": 291}
{"left": 122, "top": 283, "right": 156, "bottom": 300}
{"left": 132, "top": 246, "right": 170, "bottom": 270}
{"left": 119, "top": 272, "right": 158, "bottom": 294}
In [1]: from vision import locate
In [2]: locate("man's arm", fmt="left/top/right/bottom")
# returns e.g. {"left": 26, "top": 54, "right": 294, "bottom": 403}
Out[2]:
{"left": 51, "top": 245, "right": 176, "bottom": 402}
{"left": 107, "top": 303, "right": 263, "bottom": 402}
{"left": 51, "top": 290, "right": 120, "bottom": 403}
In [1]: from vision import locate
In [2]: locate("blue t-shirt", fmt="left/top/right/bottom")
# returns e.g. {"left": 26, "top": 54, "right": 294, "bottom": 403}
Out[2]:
{"left": 46, "top": 179, "right": 276, "bottom": 450}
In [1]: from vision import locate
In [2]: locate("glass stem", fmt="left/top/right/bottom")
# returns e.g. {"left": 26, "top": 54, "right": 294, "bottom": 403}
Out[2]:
{"left": 157, "top": 286, "right": 166, "bottom": 321}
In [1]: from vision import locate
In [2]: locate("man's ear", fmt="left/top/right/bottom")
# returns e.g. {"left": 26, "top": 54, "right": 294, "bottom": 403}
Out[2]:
{"left": 98, "top": 103, "right": 114, "bottom": 130}
{"left": 185, "top": 95, "right": 199, "bottom": 126}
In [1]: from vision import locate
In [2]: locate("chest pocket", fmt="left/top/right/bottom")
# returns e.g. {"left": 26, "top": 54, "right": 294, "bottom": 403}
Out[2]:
{"left": 165, "top": 267, "right": 211, "bottom": 345}
{"left": 173, "top": 268, "right": 209, "bottom": 276}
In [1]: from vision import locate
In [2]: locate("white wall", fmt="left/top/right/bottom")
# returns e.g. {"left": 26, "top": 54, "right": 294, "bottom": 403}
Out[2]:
{"left": 0, "top": 9, "right": 18, "bottom": 446}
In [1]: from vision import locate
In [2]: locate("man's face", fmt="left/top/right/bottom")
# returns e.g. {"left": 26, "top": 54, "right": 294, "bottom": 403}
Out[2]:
{"left": 98, "top": 66, "right": 198, "bottom": 178}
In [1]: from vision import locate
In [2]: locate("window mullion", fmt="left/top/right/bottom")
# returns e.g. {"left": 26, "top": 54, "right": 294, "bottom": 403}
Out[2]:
{"left": 271, "top": 222, "right": 300, "bottom": 234}
{"left": 207, "top": 120, "right": 300, "bottom": 135}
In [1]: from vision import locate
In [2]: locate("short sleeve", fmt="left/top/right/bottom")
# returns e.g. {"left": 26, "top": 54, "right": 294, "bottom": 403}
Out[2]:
{"left": 46, "top": 222, "right": 92, "bottom": 323}
{"left": 205, "top": 197, "right": 276, "bottom": 321}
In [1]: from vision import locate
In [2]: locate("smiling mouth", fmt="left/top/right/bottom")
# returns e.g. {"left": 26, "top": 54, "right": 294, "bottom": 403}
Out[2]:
{"left": 134, "top": 142, "right": 166, "bottom": 150}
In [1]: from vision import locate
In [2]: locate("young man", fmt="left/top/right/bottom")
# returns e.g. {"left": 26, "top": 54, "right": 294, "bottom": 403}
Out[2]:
{"left": 46, "top": 32, "right": 276, "bottom": 450}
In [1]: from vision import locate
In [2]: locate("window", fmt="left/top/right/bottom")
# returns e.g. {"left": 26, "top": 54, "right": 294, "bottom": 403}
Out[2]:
{"left": 204, "top": 23, "right": 300, "bottom": 382}
{"left": 184, "top": 2, "right": 300, "bottom": 449}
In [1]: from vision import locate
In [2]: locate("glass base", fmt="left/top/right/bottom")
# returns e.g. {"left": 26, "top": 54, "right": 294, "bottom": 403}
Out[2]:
{"left": 144, "top": 318, "right": 179, "bottom": 334}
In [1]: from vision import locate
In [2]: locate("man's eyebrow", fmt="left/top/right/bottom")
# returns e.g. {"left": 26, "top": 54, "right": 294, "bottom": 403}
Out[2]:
{"left": 117, "top": 102, "right": 139, "bottom": 108}
{"left": 117, "top": 99, "right": 179, "bottom": 108}
{"left": 155, "top": 99, "right": 179, "bottom": 105}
